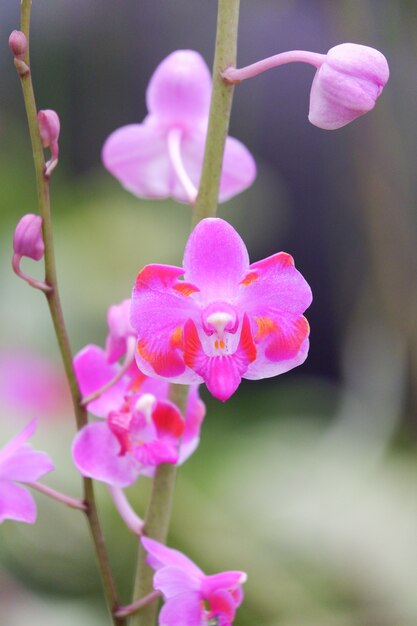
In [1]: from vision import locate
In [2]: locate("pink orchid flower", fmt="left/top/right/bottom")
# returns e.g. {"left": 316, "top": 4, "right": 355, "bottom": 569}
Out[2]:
{"left": 131, "top": 218, "right": 312, "bottom": 402}
{"left": 142, "top": 537, "right": 246, "bottom": 626}
{"left": 0, "top": 420, "right": 54, "bottom": 524}
{"left": 105, "top": 298, "right": 135, "bottom": 364}
{"left": 72, "top": 345, "right": 205, "bottom": 486}
{"left": 102, "top": 50, "right": 256, "bottom": 204}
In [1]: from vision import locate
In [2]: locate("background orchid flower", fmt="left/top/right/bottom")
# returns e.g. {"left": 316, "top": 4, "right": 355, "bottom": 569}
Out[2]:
{"left": 142, "top": 537, "right": 246, "bottom": 626}
{"left": 102, "top": 50, "right": 256, "bottom": 204}
{"left": 131, "top": 218, "right": 312, "bottom": 402}
{"left": 0, "top": 420, "right": 54, "bottom": 524}
{"left": 72, "top": 345, "right": 205, "bottom": 486}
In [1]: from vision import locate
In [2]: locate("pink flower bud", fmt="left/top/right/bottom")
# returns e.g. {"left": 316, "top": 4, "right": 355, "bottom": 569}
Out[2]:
{"left": 13, "top": 214, "right": 44, "bottom": 261}
{"left": 308, "top": 43, "right": 389, "bottom": 130}
{"left": 37, "top": 109, "right": 60, "bottom": 148}
{"left": 8, "top": 30, "right": 28, "bottom": 60}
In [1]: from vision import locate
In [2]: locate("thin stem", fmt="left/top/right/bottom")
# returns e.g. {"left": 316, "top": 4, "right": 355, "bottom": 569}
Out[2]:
{"left": 17, "top": 3, "right": 123, "bottom": 625}
{"left": 12, "top": 253, "right": 52, "bottom": 293}
{"left": 167, "top": 129, "right": 197, "bottom": 204}
{"left": 115, "top": 592, "right": 161, "bottom": 619}
{"left": 129, "top": 385, "right": 188, "bottom": 626}
{"left": 28, "top": 481, "right": 87, "bottom": 511}
{"left": 82, "top": 337, "right": 136, "bottom": 407}
{"left": 222, "top": 50, "right": 326, "bottom": 83}
{"left": 192, "top": 0, "right": 241, "bottom": 226}
{"left": 108, "top": 486, "right": 144, "bottom": 536}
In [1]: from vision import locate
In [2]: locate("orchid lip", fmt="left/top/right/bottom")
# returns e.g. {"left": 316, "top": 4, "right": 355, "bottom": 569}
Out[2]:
{"left": 206, "top": 311, "right": 234, "bottom": 335}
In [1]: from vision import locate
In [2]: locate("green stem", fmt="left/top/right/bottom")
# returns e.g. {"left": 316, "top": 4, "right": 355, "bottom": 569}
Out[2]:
{"left": 130, "top": 385, "right": 188, "bottom": 626}
{"left": 130, "top": 3, "right": 241, "bottom": 624}
{"left": 17, "top": 3, "right": 123, "bottom": 625}
{"left": 192, "top": 0, "right": 241, "bottom": 227}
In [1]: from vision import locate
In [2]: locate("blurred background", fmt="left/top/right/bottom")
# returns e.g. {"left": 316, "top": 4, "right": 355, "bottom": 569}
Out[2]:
{"left": 1, "top": 1, "right": 417, "bottom": 624}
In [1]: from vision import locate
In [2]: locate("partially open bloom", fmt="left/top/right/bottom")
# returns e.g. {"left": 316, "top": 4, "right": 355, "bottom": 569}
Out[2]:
{"left": 222, "top": 42, "right": 389, "bottom": 131}
{"left": 105, "top": 298, "right": 136, "bottom": 364}
{"left": 102, "top": 50, "right": 256, "bottom": 204}
{"left": 308, "top": 43, "right": 390, "bottom": 130}
{"left": 72, "top": 345, "right": 205, "bottom": 486}
{"left": 0, "top": 420, "right": 54, "bottom": 524}
{"left": 131, "top": 218, "right": 312, "bottom": 402}
{"left": 143, "top": 537, "right": 246, "bottom": 626}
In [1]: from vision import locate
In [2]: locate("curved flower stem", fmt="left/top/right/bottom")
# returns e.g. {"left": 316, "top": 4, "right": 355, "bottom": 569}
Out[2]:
{"left": 115, "top": 591, "right": 161, "bottom": 619}
{"left": 192, "top": 0, "right": 241, "bottom": 226}
{"left": 222, "top": 50, "right": 325, "bottom": 83}
{"left": 17, "top": 3, "right": 124, "bottom": 625}
{"left": 167, "top": 129, "right": 197, "bottom": 204}
{"left": 28, "top": 481, "right": 87, "bottom": 511}
{"left": 12, "top": 253, "right": 52, "bottom": 293}
{"left": 130, "top": 384, "right": 188, "bottom": 626}
{"left": 108, "top": 486, "right": 144, "bottom": 536}
{"left": 81, "top": 337, "right": 136, "bottom": 407}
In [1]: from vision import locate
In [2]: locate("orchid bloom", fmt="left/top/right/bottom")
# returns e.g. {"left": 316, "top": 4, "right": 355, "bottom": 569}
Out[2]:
{"left": 142, "top": 537, "right": 246, "bottom": 626}
{"left": 0, "top": 420, "right": 54, "bottom": 524}
{"left": 102, "top": 50, "right": 256, "bottom": 204}
{"left": 72, "top": 345, "right": 205, "bottom": 486}
{"left": 131, "top": 218, "right": 312, "bottom": 402}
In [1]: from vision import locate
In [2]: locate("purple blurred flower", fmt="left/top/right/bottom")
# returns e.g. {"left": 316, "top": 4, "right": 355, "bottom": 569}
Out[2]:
{"left": 102, "top": 50, "right": 256, "bottom": 204}
{"left": 0, "top": 420, "right": 54, "bottom": 524}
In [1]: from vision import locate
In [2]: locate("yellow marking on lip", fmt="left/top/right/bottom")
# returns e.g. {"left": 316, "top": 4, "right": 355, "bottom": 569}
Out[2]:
{"left": 240, "top": 271, "right": 258, "bottom": 286}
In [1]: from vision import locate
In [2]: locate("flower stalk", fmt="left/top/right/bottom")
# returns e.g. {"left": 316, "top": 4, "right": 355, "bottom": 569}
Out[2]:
{"left": 16, "top": 2, "right": 123, "bottom": 624}
{"left": 192, "top": 0, "right": 241, "bottom": 226}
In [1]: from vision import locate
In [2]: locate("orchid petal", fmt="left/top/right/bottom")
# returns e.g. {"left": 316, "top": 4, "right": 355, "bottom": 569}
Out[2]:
{"left": 0, "top": 481, "right": 37, "bottom": 524}
{"left": 141, "top": 537, "right": 204, "bottom": 578}
{"left": 72, "top": 423, "right": 139, "bottom": 487}
{"left": 131, "top": 264, "right": 199, "bottom": 382}
{"left": 74, "top": 345, "right": 128, "bottom": 417}
{"left": 158, "top": 592, "right": 202, "bottom": 626}
{"left": 202, "top": 572, "right": 247, "bottom": 597}
{"left": 146, "top": 50, "right": 211, "bottom": 129}
{"left": 102, "top": 124, "right": 172, "bottom": 199}
{"left": 152, "top": 401, "right": 185, "bottom": 440}
{"left": 0, "top": 446, "right": 54, "bottom": 483}
{"left": 208, "top": 589, "right": 236, "bottom": 624}
{"left": 132, "top": 440, "right": 179, "bottom": 467}
{"left": 153, "top": 565, "right": 201, "bottom": 599}
{"left": 183, "top": 219, "right": 249, "bottom": 301}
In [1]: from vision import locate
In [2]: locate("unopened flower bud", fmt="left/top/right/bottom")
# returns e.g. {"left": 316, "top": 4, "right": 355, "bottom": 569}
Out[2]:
{"left": 13, "top": 214, "right": 44, "bottom": 261}
{"left": 9, "top": 30, "right": 28, "bottom": 60}
{"left": 37, "top": 109, "right": 60, "bottom": 148}
{"left": 308, "top": 43, "right": 389, "bottom": 130}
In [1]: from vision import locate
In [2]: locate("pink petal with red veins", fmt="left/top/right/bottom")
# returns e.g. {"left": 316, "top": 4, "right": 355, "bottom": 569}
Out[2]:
{"left": 102, "top": 124, "right": 173, "bottom": 199}
{"left": 208, "top": 589, "right": 237, "bottom": 624}
{"left": 183, "top": 219, "right": 249, "bottom": 301}
{"left": 245, "top": 336, "right": 310, "bottom": 380}
{"left": 146, "top": 50, "right": 212, "bottom": 129}
{"left": 158, "top": 592, "right": 203, "bottom": 626}
{"left": 141, "top": 537, "right": 204, "bottom": 578}
{"left": 74, "top": 345, "right": 128, "bottom": 417}
{"left": 239, "top": 252, "right": 312, "bottom": 319}
{"left": 152, "top": 400, "right": 185, "bottom": 440}
{"left": 0, "top": 481, "right": 37, "bottom": 524}
{"left": 131, "top": 264, "right": 200, "bottom": 383}
{"left": 72, "top": 423, "right": 139, "bottom": 487}
{"left": 0, "top": 446, "right": 54, "bottom": 483}
{"left": 154, "top": 565, "right": 201, "bottom": 599}
{"left": 132, "top": 439, "right": 179, "bottom": 467}
{"left": 184, "top": 315, "right": 256, "bottom": 402}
